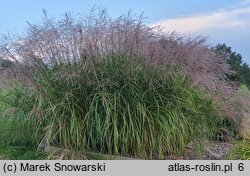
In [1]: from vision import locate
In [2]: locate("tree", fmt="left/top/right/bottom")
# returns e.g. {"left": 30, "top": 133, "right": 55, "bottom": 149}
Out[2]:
{"left": 215, "top": 43, "right": 250, "bottom": 88}
{"left": 0, "top": 59, "right": 14, "bottom": 68}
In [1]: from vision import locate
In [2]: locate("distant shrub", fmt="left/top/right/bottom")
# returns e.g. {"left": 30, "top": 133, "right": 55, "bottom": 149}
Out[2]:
{"left": 0, "top": 59, "right": 13, "bottom": 68}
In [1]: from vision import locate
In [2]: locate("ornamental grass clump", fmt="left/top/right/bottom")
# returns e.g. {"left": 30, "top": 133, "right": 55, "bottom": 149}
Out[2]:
{"left": 0, "top": 8, "right": 235, "bottom": 158}
{"left": 0, "top": 55, "right": 221, "bottom": 158}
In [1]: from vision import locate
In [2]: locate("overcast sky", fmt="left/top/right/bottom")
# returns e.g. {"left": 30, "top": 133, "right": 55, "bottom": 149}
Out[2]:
{"left": 0, "top": 0, "right": 249, "bottom": 63}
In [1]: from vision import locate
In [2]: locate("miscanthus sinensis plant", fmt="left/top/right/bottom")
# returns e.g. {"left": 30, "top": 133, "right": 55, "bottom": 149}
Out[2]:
{"left": 0, "top": 8, "right": 237, "bottom": 158}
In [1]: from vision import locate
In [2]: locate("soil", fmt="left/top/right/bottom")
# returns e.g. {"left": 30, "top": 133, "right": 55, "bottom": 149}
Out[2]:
{"left": 164, "top": 140, "right": 235, "bottom": 160}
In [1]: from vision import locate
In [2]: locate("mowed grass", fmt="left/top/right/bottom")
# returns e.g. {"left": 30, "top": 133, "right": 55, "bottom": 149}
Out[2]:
{"left": 0, "top": 56, "right": 222, "bottom": 159}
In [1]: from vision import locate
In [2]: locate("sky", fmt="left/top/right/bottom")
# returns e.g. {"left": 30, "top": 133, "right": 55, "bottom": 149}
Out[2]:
{"left": 0, "top": 0, "right": 249, "bottom": 63}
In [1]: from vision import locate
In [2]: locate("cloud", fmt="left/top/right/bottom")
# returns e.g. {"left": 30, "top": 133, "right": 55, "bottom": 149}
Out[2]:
{"left": 151, "top": 1, "right": 250, "bottom": 63}
{"left": 152, "top": 3, "right": 250, "bottom": 33}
